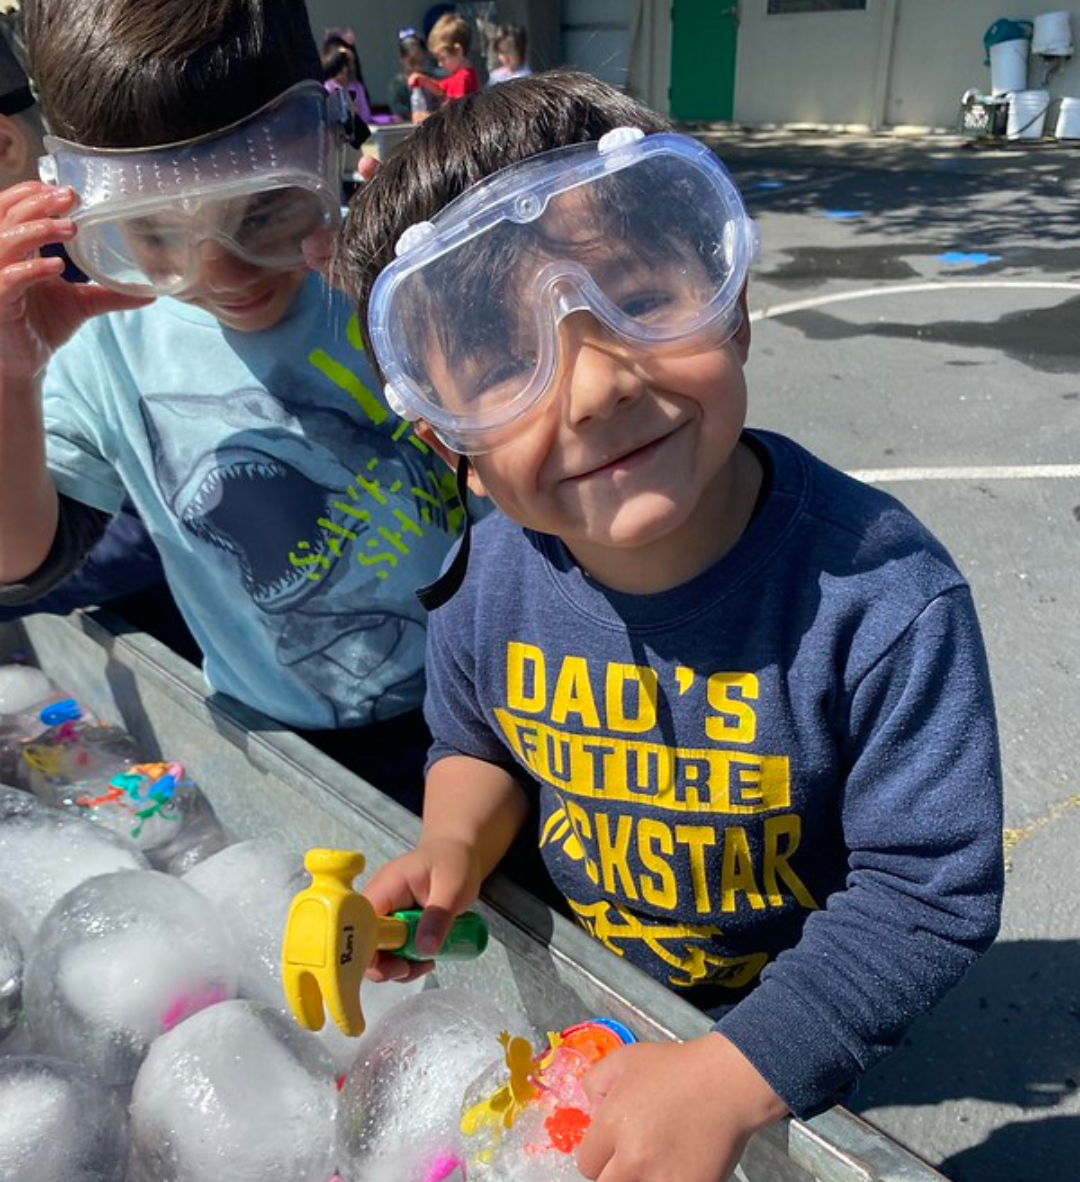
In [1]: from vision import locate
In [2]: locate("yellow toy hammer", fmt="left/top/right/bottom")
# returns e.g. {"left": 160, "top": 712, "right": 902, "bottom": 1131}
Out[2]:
{"left": 281, "top": 848, "right": 489, "bottom": 1037}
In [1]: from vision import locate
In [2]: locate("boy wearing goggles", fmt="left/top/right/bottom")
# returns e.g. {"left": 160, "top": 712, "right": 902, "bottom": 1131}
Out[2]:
{"left": 0, "top": 27, "right": 176, "bottom": 631}
{"left": 0, "top": 0, "right": 465, "bottom": 803}
{"left": 340, "top": 73, "right": 1004, "bottom": 1181}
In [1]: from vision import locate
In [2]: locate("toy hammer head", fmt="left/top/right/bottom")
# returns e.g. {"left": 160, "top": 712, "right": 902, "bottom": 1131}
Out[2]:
{"left": 281, "top": 848, "right": 489, "bottom": 1037}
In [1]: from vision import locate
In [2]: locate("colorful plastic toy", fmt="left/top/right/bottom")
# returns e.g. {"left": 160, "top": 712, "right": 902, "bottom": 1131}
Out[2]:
{"left": 461, "top": 1017, "right": 637, "bottom": 1171}
{"left": 281, "top": 848, "right": 489, "bottom": 1036}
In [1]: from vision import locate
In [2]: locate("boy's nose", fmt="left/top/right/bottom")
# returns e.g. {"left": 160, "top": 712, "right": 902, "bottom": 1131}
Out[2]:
{"left": 191, "top": 238, "right": 264, "bottom": 292}
{"left": 558, "top": 312, "right": 643, "bottom": 426}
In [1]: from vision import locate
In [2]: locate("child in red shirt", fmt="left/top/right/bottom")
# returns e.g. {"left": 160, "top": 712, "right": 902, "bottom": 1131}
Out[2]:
{"left": 409, "top": 13, "right": 479, "bottom": 108}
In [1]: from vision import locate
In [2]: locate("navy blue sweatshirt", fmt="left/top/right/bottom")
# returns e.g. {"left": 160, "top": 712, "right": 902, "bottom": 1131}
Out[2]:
{"left": 425, "top": 430, "right": 1004, "bottom": 1116}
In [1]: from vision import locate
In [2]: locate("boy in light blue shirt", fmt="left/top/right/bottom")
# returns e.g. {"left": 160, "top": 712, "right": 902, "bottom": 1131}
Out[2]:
{"left": 0, "top": 0, "right": 463, "bottom": 802}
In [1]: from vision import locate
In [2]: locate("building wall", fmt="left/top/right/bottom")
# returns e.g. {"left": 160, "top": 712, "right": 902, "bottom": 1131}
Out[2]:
{"left": 733, "top": 1, "right": 1080, "bottom": 131}
{"left": 733, "top": 0, "right": 886, "bottom": 127}
{"left": 304, "top": 1, "right": 1080, "bottom": 132}
{"left": 886, "top": 2, "right": 1080, "bottom": 129}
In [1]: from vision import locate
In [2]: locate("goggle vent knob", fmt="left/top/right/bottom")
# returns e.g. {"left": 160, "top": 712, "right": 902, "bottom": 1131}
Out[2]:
{"left": 597, "top": 126, "right": 646, "bottom": 155}
{"left": 384, "top": 383, "right": 418, "bottom": 421}
{"left": 395, "top": 220, "right": 437, "bottom": 258}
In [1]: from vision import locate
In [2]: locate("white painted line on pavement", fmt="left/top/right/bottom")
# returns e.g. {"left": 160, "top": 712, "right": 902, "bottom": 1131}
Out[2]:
{"left": 750, "top": 280, "right": 1080, "bottom": 322}
{"left": 847, "top": 465, "right": 1080, "bottom": 484}
{"left": 749, "top": 282, "right": 1080, "bottom": 486}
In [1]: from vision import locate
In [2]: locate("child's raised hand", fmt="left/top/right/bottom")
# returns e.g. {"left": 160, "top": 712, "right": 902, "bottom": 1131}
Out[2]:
{"left": 361, "top": 836, "right": 487, "bottom": 983}
{"left": 0, "top": 181, "right": 151, "bottom": 383}
{"left": 575, "top": 1033, "right": 789, "bottom": 1182}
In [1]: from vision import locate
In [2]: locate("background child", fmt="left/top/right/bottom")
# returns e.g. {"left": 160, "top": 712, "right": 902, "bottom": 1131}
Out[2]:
{"left": 408, "top": 12, "right": 479, "bottom": 108}
{"left": 487, "top": 23, "right": 531, "bottom": 84}
{"left": 0, "top": 0, "right": 463, "bottom": 806}
{"left": 336, "top": 71, "right": 1005, "bottom": 1181}
{"left": 320, "top": 27, "right": 394, "bottom": 129}
{"left": 389, "top": 27, "right": 440, "bottom": 123}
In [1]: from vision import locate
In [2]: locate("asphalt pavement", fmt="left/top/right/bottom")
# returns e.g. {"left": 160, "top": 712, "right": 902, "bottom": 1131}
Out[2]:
{"left": 677, "top": 124, "right": 1079, "bottom": 1182}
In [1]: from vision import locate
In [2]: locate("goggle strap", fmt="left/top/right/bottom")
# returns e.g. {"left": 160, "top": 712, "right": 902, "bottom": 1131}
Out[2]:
{"left": 343, "top": 110, "right": 371, "bottom": 149}
{"left": 415, "top": 455, "right": 472, "bottom": 611}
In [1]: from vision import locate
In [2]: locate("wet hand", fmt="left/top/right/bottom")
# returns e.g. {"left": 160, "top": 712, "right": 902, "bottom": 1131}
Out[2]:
{"left": 576, "top": 1035, "right": 788, "bottom": 1182}
{"left": 0, "top": 181, "right": 152, "bottom": 381}
{"left": 361, "top": 838, "right": 484, "bottom": 983}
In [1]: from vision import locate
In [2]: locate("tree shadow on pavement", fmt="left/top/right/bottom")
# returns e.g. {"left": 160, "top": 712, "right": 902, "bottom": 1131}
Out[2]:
{"left": 849, "top": 939, "right": 1079, "bottom": 1182}
{"left": 937, "top": 1115, "right": 1080, "bottom": 1182}
{"left": 690, "top": 130, "right": 1080, "bottom": 256}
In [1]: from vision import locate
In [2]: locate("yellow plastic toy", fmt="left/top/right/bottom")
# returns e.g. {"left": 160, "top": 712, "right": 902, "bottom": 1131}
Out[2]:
{"left": 281, "top": 848, "right": 489, "bottom": 1036}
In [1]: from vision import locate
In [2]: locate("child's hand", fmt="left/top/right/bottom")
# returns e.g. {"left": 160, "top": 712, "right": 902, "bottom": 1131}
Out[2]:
{"left": 0, "top": 181, "right": 151, "bottom": 382}
{"left": 361, "top": 837, "right": 486, "bottom": 983}
{"left": 576, "top": 1033, "right": 788, "bottom": 1182}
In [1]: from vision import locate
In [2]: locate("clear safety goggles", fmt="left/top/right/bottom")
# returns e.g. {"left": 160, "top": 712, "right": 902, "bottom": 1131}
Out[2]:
{"left": 369, "top": 128, "right": 758, "bottom": 453}
{"left": 39, "top": 82, "right": 356, "bottom": 296}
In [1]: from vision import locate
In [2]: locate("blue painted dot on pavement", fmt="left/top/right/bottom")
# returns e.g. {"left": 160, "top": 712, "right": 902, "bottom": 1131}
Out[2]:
{"left": 939, "top": 250, "right": 1003, "bottom": 266}
{"left": 754, "top": 180, "right": 785, "bottom": 189}
{"left": 822, "top": 209, "right": 864, "bottom": 219}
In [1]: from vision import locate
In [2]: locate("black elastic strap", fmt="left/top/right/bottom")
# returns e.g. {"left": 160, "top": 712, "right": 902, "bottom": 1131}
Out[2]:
{"left": 0, "top": 85, "right": 34, "bottom": 117}
{"left": 415, "top": 455, "right": 472, "bottom": 611}
{"left": 345, "top": 112, "right": 370, "bottom": 149}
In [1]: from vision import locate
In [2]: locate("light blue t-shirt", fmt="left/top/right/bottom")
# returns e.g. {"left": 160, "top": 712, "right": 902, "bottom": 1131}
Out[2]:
{"left": 43, "top": 275, "right": 463, "bottom": 729}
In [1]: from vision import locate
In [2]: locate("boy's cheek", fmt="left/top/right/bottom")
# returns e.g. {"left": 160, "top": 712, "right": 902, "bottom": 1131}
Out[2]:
{"left": 301, "top": 227, "right": 335, "bottom": 279}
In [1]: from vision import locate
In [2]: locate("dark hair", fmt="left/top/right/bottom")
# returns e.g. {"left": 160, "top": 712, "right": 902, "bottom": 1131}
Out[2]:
{"left": 495, "top": 23, "right": 527, "bottom": 61}
{"left": 321, "top": 31, "right": 363, "bottom": 87}
{"left": 321, "top": 47, "right": 351, "bottom": 81}
{"left": 0, "top": 23, "right": 33, "bottom": 113}
{"left": 335, "top": 70, "right": 669, "bottom": 363}
{"left": 22, "top": 0, "right": 321, "bottom": 146}
{"left": 398, "top": 32, "right": 428, "bottom": 59}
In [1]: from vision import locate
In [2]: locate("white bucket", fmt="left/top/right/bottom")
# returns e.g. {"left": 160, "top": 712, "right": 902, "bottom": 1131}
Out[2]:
{"left": 1055, "top": 95, "right": 1080, "bottom": 137}
{"left": 1032, "top": 11, "right": 1073, "bottom": 56}
{"left": 1007, "top": 89, "right": 1050, "bottom": 139}
{"left": 990, "top": 38, "right": 1030, "bottom": 95}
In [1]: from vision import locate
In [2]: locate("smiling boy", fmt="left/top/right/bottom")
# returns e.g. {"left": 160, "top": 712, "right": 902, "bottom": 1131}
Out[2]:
{"left": 336, "top": 73, "right": 1005, "bottom": 1182}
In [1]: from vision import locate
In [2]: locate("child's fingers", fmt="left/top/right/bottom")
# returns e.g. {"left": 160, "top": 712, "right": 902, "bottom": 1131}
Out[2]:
{"left": 365, "top": 951, "right": 435, "bottom": 984}
{"left": 362, "top": 860, "right": 429, "bottom": 917}
{"left": 409, "top": 903, "right": 456, "bottom": 959}
{"left": 574, "top": 1110, "right": 616, "bottom": 1181}
{"left": 0, "top": 221, "right": 76, "bottom": 270}
{"left": 423, "top": 850, "right": 481, "bottom": 920}
{"left": 354, "top": 155, "right": 379, "bottom": 184}
{"left": 69, "top": 283, "right": 155, "bottom": 319}
{"left": 0, "top": 181, "right": 78, "bottom": 224}
{"left": 0, "top": 253, "right": 67, "bottom": 316}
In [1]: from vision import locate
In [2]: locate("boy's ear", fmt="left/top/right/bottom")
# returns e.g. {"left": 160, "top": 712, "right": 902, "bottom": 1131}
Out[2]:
{"left": 414, "top": 421, "right": 489, "bottom": 498}
{"left": 0, "top": 114, "right": 30, "bottom": 181}
{"left": 733, "top": 284, "right": 752, "bottom": 362}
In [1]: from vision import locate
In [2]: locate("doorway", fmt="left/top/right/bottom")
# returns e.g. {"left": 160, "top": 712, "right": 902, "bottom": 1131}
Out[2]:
{"left": 670, "top": 0, "right": 739, "bottom": 120}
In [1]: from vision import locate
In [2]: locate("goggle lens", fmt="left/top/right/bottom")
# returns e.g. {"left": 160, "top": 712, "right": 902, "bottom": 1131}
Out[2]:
{"left": 69, "top": 186, "right": 334, "bottom": 294}
{"left": 43, "top": 82, "right": 346, "bottom": 297}
{"left": 373, "top": 136, "right": 754, "bottom": 450}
